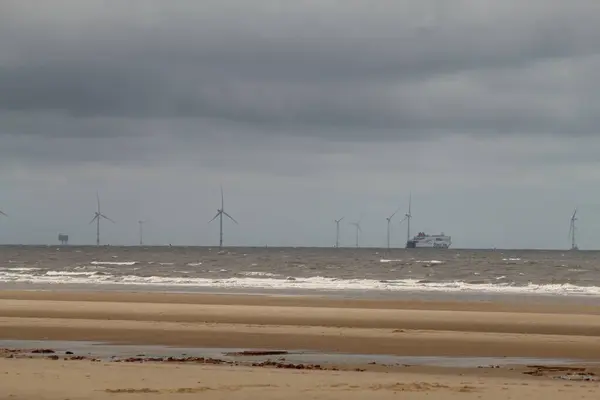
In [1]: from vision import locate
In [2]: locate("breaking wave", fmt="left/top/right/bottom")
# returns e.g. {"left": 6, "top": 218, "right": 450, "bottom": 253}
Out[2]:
{"left": 0, "top": 271, "right": 599, "bottom": 296}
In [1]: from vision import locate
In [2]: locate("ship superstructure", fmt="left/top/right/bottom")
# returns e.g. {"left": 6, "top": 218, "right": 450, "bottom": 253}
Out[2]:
{"left": 406, "top": 232, "right": 452, "bottom": 248}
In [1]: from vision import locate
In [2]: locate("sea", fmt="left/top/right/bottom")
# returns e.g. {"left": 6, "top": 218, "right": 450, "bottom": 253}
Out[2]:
{"left": 1, "top": 246, "right": 600, "bottom": 302}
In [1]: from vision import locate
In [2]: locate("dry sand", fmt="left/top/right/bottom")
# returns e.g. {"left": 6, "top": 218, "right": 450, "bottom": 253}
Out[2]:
{"left": 1, "top": 358, "right": 599, "bottom": 400}
{"left": 0, "top": 290, "right": 599, "bottom": 399}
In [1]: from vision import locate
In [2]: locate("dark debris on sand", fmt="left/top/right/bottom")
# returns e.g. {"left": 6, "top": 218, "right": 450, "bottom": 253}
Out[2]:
{"left": 523, "top": 365, "right": 599, "bottom": 381}
{"left": 0, "top": 348, "right": 363, "bottom": 372}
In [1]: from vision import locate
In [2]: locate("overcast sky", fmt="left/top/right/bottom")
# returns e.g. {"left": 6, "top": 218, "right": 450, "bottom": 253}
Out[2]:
{"left": 1, "top": 0, "right": 600, "bottom": 249}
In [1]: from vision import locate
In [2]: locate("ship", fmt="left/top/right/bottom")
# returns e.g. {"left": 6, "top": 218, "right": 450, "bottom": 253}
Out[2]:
{"left": 406, "top": 232, "right": 452, "bottom": 248}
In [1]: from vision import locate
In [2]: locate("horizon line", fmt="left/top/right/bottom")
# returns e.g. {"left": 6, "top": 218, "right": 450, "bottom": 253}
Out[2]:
{"left": 0, "top": 244, "right": 588, "bottom": 251}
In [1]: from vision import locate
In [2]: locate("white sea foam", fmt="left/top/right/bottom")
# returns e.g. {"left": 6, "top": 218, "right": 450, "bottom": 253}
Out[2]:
{"left": 1, "top": 272, "right": 599, "bottom": 296}
{"left": 0, "top": 267, "right": 41, "bottom": 272}
{"left": 380, "top": 259, "right": 403, "bottom": 263}
{"left": 90, "top": 261, "right": 137, "bottom": 266}
{"left": 186, "top": 263, "right": 203, "bottom": 267}
{"left": 503, "top": 258, "right": 522, "bottom": 261}
{"left": 240, "top": 271, "right": 281, "bottom": 277}
{"left": 45, "top": 271, "right": 99, "bottom": 276}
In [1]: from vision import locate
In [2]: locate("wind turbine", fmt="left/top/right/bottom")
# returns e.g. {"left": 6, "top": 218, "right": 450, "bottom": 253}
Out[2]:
{"left": 0, "top": 209, "right": 7, "bottom": 245}
{"left": 405, "top": 194, "right": 413, "bottom": 247}
{"left": 138, "top": 220, "right": 146, "bottom": 246}
{"left": 334, "top": 217, "right": 344, "bottom": 248}
{"left": 208, "top": 186, "right": 238, "bottom": 248}
{"left": 350, "top": 215, "right": 363, "bottom": 248}
{"left": 568, "top": 208, "right": 579, "bottom": 250}
{"left": 89, "top": 192, "right": 115, "bottom": 246}
{"left": 385, "top": 207, "right": 402, "bottom": 250}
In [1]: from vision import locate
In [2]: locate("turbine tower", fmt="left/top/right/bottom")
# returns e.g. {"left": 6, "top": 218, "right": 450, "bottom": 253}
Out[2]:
{"left": 385, "top": 207, "right": 401, "bottom": 250}
{"left": 89, "top": 192, "right": 115, "bottom": 246}
{"left": 569, "top": 208, "right": 579, "bottom": 250}
{"left": 138, "top": 220, "right": 146, "bottom": 246}
{"left": 209, "top": 186, "right": 238, "bottom": 248}
{"left": 0, "top": 209, "right": 7, "bottom": 244}
{"left": 334, "top": 217, "right": 344, "bottom": 248}
{"left": 405, "top": 194, "right": 412, "bottom": 247}
{"left": 350, "top": 215, "right": 363, "bottom": 248}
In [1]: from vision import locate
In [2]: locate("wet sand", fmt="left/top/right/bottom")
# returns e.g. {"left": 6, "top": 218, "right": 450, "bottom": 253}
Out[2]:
{"left": 0, "top": 290, "right": 599, "bottom": 399}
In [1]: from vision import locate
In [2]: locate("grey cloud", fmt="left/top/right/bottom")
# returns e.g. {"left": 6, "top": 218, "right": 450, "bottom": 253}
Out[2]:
{"left": 1, "top": 0, "right": 600, "bottom": 140}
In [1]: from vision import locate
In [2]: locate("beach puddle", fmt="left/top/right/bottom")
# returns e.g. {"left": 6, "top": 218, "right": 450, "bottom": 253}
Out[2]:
{"left": 1, "top": 339, "right": 597, "bottom": 369}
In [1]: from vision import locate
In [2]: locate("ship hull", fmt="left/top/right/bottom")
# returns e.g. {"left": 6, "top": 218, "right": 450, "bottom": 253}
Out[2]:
{"left": 406, "top": 241, "right": 451, "bottom": 249}
{"left": 406, "top": 234, "right": 452, "bottom": 249}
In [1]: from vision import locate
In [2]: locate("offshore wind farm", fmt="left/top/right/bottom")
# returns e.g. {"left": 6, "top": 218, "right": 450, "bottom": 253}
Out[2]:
{"left": 0, "top": 190, "right": 588, "bottom": 251}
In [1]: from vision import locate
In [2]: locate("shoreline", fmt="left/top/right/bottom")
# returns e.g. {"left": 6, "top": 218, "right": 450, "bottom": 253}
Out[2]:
{"left": 1, "top": 288, "right": 600, "bottom": 312}
{"left": 2, "top": 283, "right": 600, "bottom": 305}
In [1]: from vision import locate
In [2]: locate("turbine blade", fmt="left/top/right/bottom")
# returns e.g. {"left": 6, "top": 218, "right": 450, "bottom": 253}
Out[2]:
{"left": 0, "top": 210, "right": 6, "bottom": 217}
{"left": 96, "top": 192, "right": 100, "bottom": 212}
{"left": 222, "top": 211, "right": 238, "bottom": 224}
{"left": 89, "top": 214, "right": 98, "bottom": 224}
{"left": 101, "top": 214, "right": 115, "bottom": 223}
{"left": 221, "top": 185, "right": 224, "bottom": 210}
{"left": 389, "top": 206, "right": 402, "bottom": 220}
{"left": 208, "top": 211, "right": 221, "bottom": 223}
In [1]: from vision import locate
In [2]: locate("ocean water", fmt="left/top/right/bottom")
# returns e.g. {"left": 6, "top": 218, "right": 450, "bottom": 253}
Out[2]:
{"left": 1, "top": 246, "right": 600, "bottom": 299}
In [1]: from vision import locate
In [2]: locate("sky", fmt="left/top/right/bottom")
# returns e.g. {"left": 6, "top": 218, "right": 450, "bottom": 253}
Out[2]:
{"left": 2, "top": 0, "right": 600, "bottom": 249}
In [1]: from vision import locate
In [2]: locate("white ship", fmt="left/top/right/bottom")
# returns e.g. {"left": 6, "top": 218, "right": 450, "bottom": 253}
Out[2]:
{"left": 399, "top": 194, "right": 451, "bottom": 249}
{"left": 406, "top": 232, "right": 452, "bottom": 249}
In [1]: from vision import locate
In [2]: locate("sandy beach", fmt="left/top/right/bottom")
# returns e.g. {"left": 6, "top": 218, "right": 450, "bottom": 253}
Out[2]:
{"left": 2, "top": 358, "right": 599, "bottom": 400}
{"left": 0, "top": 290, "right": 599, "bottom": 399}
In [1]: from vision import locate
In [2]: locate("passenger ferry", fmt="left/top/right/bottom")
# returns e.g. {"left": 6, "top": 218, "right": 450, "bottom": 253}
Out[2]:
{"left": 406, "top": 232, "right": 452, "bottom": 248}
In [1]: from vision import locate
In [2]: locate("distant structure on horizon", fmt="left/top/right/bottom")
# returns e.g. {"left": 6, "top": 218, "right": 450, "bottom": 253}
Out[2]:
{"left": 403, "top": 194, "right": 452, "bottom": 249}
{"left": 385, "top": 207, "right": 401, "bottom": 250}
{"left": 350, "top": 215, "right": 363, "bottom": 248}
{"left": 333, "top": 217, "right": 344, "bottom": 248}
{"left": 138, "top": 220, "right": 146, "bottom": 246}
{"left": 89, "top": 192, "right": 115, "bottom": 246}
{"left": 209, "top": 186, "right": 238, "bottom": 248}
{"left": 569, "top": 208, "right": 579, "bottom": 251}
{"left": 404, "top": 194, "right": 412, "bottom": 248}
{"left": 58, "top": 233, "right": 69, "bottom": 245}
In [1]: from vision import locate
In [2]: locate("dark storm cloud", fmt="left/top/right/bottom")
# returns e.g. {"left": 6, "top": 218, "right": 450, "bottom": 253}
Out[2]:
{"left": 1, "top": 0, "right": 600, "bottom": 141}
